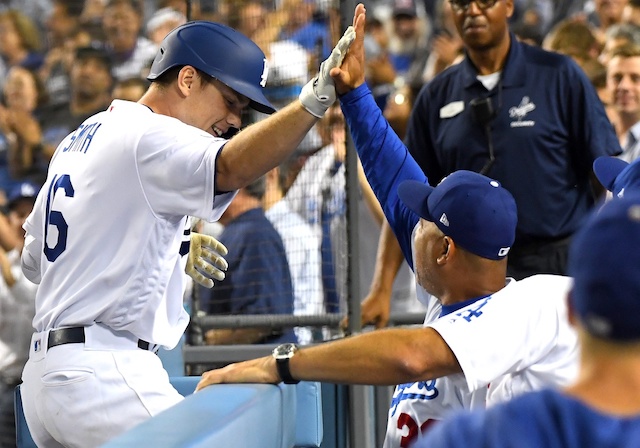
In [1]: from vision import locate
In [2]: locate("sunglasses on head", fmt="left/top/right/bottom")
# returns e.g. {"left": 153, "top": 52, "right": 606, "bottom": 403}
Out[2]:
{"left": 449, "top": 0, "right": 500, "bottom": 12}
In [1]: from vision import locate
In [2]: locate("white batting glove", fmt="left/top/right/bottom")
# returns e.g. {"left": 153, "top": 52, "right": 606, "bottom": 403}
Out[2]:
{"left": 299, "top": 25, "right": 356, "bottom": 118}
{"left": 186, "top": 233, "right": 228, "bottom": 289}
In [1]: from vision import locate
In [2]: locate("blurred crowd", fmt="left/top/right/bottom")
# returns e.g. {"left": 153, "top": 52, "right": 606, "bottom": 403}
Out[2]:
{"left": 0, "top": 0, "right": 635, "bottom": 211}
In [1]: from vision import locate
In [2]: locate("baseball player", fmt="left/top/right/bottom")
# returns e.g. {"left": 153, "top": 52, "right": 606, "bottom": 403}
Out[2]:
{"left": 197, "top": 11, "right": 579, "bottom": 448}
{"left": 419, "top": 194, "right": 640, "bottom": 448}
{"left": 19, "top": 8, "right": 362, "bottom": 447}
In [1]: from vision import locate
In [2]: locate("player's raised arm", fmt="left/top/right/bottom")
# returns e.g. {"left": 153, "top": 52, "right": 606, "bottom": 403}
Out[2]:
{"left": 214, "top": 4, "right": 366, "bottom": 192}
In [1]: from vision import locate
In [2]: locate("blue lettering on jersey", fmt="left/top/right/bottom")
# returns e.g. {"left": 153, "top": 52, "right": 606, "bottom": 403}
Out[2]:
{"left": 389, "top": 380, "right": 439, "bottom": 416}
{"left": 62, "top": 122, "right": 102, "bottom": 154}
{"left": 455, "top": 295, "right": 493, "bottom": 322}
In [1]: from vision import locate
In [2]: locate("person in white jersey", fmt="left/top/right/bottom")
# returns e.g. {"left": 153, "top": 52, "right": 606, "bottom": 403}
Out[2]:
{"left": 19, "top": 8, "right": 363, "bottom": 447}
{"left": 419, "top": 193, "right": 640, "bottom": 448}
{"left": 412, "top": 154, "right": 640, "bottom": 448}
{"left": 196, "top": 10, "right": 579, "bottom": 448}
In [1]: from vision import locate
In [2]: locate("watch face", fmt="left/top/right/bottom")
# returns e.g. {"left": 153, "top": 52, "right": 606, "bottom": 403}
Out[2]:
{"left": 273, "top": 343, "right": 297, "bottom": 359}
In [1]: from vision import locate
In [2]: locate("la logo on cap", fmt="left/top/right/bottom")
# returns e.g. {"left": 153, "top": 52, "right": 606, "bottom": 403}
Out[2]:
{"left": 260, "top": 58, "right": 269, "bottom": 88}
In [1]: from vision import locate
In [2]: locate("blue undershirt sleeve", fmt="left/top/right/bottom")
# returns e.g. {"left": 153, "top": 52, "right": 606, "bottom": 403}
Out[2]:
{"left": 340, "top": 84, "right": 426, "bottom": 268}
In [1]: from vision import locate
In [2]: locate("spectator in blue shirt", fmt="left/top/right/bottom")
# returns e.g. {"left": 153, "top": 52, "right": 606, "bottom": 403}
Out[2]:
{"left": 200, "top": 176, "right": 296, "bottom": 345}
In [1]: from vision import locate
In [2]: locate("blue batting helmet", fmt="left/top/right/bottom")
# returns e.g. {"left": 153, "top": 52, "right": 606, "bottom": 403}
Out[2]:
{"left": 147, "top": 21, "right": 276, "bottom": 114}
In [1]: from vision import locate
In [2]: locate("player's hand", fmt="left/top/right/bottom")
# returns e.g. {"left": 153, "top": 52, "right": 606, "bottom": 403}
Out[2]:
{"left": 332, "top": 3, "right": 367, "bottom": 95}
{"left": 196, "top": 356, "right": 280, "bottom": 391}
{"left": 299, "top": 23, "right": 357, "bottom": 117}
{"left": 186, "top": 232, "right": 228, "bottom": 288}
{"left": 340, "top": 287, "right": 392, "bottom": 331}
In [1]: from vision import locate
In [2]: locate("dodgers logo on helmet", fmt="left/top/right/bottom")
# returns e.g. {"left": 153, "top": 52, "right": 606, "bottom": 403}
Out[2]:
{"left": 147, "top": 21, "right": 276, "bottom": 114}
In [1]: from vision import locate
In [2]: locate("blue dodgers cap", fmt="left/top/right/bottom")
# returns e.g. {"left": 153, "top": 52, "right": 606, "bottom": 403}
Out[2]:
{"left": 569, "top": 193, "right": 640, "bottom": 341}
{"left": 397, "top": 170, "right": 517, "bottom": 260}
{"left": 7, "top": 181, "right": 39, "bottom": 209}
{"left": 593, "top": 156, "right": 640, "bottom": 197}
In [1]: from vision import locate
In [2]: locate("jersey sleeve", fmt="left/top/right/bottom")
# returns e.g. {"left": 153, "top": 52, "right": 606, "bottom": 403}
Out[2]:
{"left": 21, "top": 190, "right": 47, "bottom": 283}
{"left": 340, "top": 84, "right": 424, "bottom": 267}
{"left": 135, "top": 122, "right": 236, "bottom": 221}
{"left": 427, "top": 276, "right": 572, "bottom": 393}
{"left": 10, "top": 258, "right": 38, "bottom": 304}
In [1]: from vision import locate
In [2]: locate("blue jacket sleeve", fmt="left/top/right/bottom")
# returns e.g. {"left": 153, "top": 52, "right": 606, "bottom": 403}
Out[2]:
{"left": 339, "top": 84, "right": 425, "bottom": 269}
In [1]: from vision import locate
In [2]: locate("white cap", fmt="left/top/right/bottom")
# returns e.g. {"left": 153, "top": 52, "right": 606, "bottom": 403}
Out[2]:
{"left": 146, "top": 7, "right": 186, "bottom": 34}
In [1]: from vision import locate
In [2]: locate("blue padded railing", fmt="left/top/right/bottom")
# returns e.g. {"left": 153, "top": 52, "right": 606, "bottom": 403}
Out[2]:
{"left": 16, "top": 378, "right": 323, "bottom": 448}
{"left": 104, "top": 382, "right": 296, "bottom": 448}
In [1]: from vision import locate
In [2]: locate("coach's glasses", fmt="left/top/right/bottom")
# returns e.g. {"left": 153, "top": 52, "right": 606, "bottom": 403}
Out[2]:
{"left": 449, "top": 0, "right": 501, "bottom": 12}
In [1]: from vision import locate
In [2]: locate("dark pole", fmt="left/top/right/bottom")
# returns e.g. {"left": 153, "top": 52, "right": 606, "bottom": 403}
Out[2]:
{"left": 185, "top": 0, "right": 192, "bottom": 21}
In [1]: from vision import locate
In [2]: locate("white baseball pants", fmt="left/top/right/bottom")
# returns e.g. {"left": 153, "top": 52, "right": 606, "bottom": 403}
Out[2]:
{"left": 21, "top": 324, "right": 184, "bottom": 447}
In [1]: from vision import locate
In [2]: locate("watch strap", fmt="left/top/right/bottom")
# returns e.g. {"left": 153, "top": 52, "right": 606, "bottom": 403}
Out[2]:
{"left": 276, "top": 358, "right": 299, "bottom": 384}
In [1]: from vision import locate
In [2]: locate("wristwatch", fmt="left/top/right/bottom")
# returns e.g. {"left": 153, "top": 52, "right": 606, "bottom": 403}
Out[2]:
{"left": 272, "top": 343, "right": 300, "bottom": 384}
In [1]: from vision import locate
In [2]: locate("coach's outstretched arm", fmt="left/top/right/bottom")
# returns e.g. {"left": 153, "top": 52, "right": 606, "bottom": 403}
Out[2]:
{"left": 197, "top": 326, "right": 460, "bottom": 388}
{"left": 214, "top": 5, "right": 364, "bottom": 192}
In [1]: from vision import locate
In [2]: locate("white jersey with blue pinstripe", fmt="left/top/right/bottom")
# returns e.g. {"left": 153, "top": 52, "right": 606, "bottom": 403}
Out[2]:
{"left": 22, "top": 100, "right": 236, "bottom": 349}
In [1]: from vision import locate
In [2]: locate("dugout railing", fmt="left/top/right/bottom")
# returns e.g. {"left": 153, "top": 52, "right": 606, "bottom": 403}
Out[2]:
{"left": 183, "top": 311, "right": 426, "bottom": 448}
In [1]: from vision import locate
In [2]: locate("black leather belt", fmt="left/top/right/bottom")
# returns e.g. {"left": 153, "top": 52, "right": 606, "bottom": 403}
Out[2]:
{"left": 47, "top": 327, "right": 155, "bottom": 352}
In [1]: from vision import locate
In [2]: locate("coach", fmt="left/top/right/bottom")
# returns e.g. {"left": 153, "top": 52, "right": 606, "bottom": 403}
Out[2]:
{"left": 362, "top": 0, "right": 622, "bottom": 331}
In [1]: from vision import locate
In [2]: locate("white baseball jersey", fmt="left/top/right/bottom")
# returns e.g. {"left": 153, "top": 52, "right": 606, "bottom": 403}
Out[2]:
{"left": 265, "top": 200, "right": 323, "bottom": 344}
{"left": 22, "top": 100, "right": 236, "bottom": 349}
{"left": 384, "top": 274, "right": 579, "bottom": 448}
{"left": 383, "top": 231, "right": 488, "bottom": 448}
{"left": 432, "top": 274, "right": 579, "bottom": 404}
{"left": 383, "top": 284, "right": 490, "bottom": 448}
{"left": 284, "top": 143, "right": 342, "bottom": 241}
